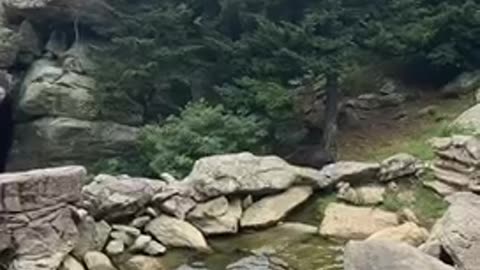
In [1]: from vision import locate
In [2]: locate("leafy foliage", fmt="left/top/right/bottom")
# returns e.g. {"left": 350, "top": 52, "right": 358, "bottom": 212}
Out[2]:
{"left": 91, "top": 0, "right": 480, "bottom": 176}
{"left": 140, "top": 101, "right": 268, "bottom": 177}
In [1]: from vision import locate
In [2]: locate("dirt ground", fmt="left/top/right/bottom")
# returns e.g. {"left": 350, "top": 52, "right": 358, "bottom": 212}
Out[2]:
{"left": 337, "top": 92, "right": 475, "bottom": 161}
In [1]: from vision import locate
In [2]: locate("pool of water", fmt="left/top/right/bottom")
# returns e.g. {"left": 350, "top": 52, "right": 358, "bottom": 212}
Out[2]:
{"left": 161, "top": 194, "right": 343, "bottom": 270}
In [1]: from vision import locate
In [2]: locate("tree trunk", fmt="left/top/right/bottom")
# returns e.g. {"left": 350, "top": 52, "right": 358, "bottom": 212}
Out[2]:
{"left": 322, "top": 72, "right": 339, "bottom": 159}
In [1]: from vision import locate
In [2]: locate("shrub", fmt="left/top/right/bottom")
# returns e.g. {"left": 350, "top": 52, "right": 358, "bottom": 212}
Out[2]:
{"left": 140, "top": 101, "right": 269, "bottom": 178}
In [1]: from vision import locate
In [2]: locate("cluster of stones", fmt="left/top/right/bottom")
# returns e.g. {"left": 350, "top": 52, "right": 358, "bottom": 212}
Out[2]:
{"left": 0, "top": 150, "right": 431, "bottom": 270}
{"left": 426, "top": 135, "right": 480, "bottom": 196}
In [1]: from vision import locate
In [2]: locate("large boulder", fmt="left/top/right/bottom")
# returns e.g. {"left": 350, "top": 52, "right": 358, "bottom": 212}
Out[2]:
{"left": 0, "top": 166, "right": 85, "bottom": 270}
{"left": 452, "top": 104, "right": 480, "bottom": 133}
{"left": 184, "top": 152, "right": 325, "bottom": 201}
{"left": 319, "top": 203, "right": 399, "bottom": 240}
{"left": 317, "top": 161, "right": 380, "bottom": 187}
{"left": 145, "top": 215, "right": 210, "bottom": 252}
{"left": 240, "top": 186, "right": 313, "bottom": 228}
{"left": 9, "top": 117, "right": 140, "bottom": 170}
{"left": 344, "top": 240, "right": 454, "bottom": 270}
{"left": 187, "top": 197, "right": 242, "bottom": 235}
{"left": 82, "top": 174, "right": 165, "bottom": 221}
{"left": 367, "top": 222, "right": 429, "bottom": 246}
{"left": 441, "top": 71, "right": 480, "bottom": 97}
{"left": 422, "top": 192, "right": 480, "bottom": 270}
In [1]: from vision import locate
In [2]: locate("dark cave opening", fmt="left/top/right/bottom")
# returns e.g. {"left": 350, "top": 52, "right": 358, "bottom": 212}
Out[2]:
{"left": 439, "top": 246, "right": 455, "bottom": 266}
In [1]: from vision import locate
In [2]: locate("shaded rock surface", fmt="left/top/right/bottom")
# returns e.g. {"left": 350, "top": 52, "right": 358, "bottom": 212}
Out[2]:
{"left": 72, "top": 217, "right": 111, "bottom": 260}
{"left": 319, "top": 203, "right": 399, "bottom": 239}
{"left": 344, "top": 240, "right": 454, "bottom": 270}
{"left": 240, "top": 186, "right": 312, "bottom": 228}
{"left": 10, "top": 117, "right": 140, "bottom": 170}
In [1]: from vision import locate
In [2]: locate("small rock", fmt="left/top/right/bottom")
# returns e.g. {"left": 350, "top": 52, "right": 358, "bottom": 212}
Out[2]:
{"left": 59, "top": 255, "right": 85, "bottom": 270}
{"left": 157, "top": 195, "right": 197, "bottom": 220}
{"left": 241, "top": 186, "right": 313, "bottom": 228}
{"left": 418, "top": 105, "right": 439, "bottom": 117}
{"left": 145, "top": 215, "right": 210, "bottom": 252}
{"left": 337, "top": 184, "right": 385, "bottom": 205}
{"left": 112, "top": 225, "right": 141, "bottom": 237}
{"left": 367, "top": 222, "right": 429, "bottom": 246}
{"left": 110, "top": 231, "right": 134, "bottom": 247}
{"left": 187, "top": 197, "right": 242, "bottom": 235}
{"left": 130, "top": 235, "right": 152, "bottom": 252}
{"left": 123, "top": 255, "right": 165, "bottom": 270}
{"left": 226, "top": 254, "right": 291, "bottom": 270}
{"left": 144, "top": 240, "right": 167, "bottom": 256}
{"left": 106, "top": 240, "right": 125, "bottom": 256}
{"left": 129, "top": 216, "right": 152, "bottom": 229}
{"left": 83, "top": 251, "right": 117, "bottom": 270}
{"left": 146, "top": 207, "right": 160, "bottom": 217}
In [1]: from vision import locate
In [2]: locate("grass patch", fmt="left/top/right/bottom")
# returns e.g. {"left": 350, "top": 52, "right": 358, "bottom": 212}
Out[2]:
{"left": 381, "top": 181, "right": 448, "bottom": 228}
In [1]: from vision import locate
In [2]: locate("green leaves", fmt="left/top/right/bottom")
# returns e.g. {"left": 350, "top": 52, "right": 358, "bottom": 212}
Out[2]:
{"left": 140, "top": 101, "right": 268, "bottom": 178}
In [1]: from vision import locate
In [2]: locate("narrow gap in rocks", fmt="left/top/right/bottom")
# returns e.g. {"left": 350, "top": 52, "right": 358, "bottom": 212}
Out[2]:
{"left": 439, "top": 246, "right": 455, "bottom": 266}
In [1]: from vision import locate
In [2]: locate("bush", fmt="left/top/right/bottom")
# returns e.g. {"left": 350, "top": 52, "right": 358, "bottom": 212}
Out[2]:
{"left": 140, "top": 101, "right": 269, "bottom": 178}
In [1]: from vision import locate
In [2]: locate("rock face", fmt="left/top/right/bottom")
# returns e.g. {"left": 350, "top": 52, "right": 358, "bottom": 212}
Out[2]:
{"left": 380, "top": 153, "right": 423, "bottom": 181}
{"left": 10, "top": 117, "right": 140, "bottom": 170}
{"left": 344, "top": 240, "right": 455, "bottom": 270}
{"left": 187, "top": 197, "right": 242, "bottom": 235}
{"left": 452, "top": 104, "right": 480, "bottom": 133}
{"left": 145, "top": 215, "right": 210, "bottom": 252}
{"left": 319, "top": 203, "right": 399, "bottom": 239}
{"left": 422, "top": 192, "right": 480, "bottom": 270}
{"left": 184, "top": 152, "right": 324, "bottom": 200}
{"left": 0, "top": 166, "right": 85, "bottom": 270}
{"left": 82, "top": 174, "right": 165, "bottom": 221}
{"left": 241, "top": 186, "right": 313, "bottom": 228}
{"left": 226, "top": 254, "right": 291, "bottom": 270}
{"left": 429, "top": 136, "right": 480, "bottom": 194}
{"left": 367, "top": 222, "right": 429, "bottom": 246}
